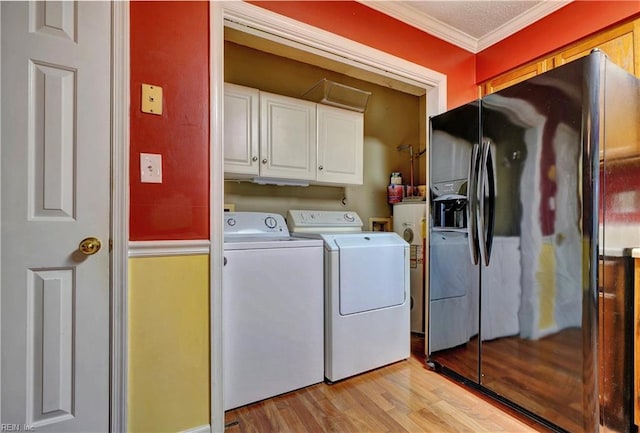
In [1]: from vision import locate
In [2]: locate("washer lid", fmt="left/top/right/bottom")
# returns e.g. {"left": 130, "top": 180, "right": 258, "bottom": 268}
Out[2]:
{"left": 334, "top": 233, "right": 405, "bottom": 248}
{"left": 320, "top": 232, "right": 406, "bottom": 251}
{"left": 224, "top": 237, "right": 323, "bottom": 250}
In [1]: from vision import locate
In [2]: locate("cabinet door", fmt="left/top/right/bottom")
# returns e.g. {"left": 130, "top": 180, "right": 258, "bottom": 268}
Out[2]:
{"left": 598, "top": 258, "right": 634, "bottom": 431}
{"left": 482, "top": 60, "right": 549, "bottom": 95}
{"left": 481, "top": 19, "right": 640, "bottom": 161}
{"left": 552, "top": 20, "right": 640, "bottom": 76}
{"left": 555, "top": 20, "right": 640, "bottom": 162}
{"left": 317, "top": 105, "right": 364, "bottom": 185}
{"left": 260, "top": 92, "right": 316, "bottom": 180}
{"left": 224, "top": 83, "right": 259, "bottom": 176}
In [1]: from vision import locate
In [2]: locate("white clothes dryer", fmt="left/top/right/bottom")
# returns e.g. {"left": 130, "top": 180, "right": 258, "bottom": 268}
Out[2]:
{"left": 287, "top": 210, "right": 410, "bottom": 382}
{"left": 223, "top": 212, "right": 324, "bottom": 410}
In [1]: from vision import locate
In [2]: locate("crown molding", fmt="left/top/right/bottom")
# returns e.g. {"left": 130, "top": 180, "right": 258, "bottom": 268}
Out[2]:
{"left": 477, "top": 1, "right": 572, "bottom": 51}
{"left": 360, "top": 1, "right": 478, "bottom": 52}
{"left": 359, "top": 1, "right": 572, "bottom": 53}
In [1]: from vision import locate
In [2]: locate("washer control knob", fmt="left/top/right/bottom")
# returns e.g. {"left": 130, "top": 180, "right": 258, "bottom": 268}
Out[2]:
{"left": 344, "top": 213, "right": 355, "bottom": 222}
{"left": 264, "top": 216, "right": 277, "bottom": 229}
{"left": 227, "top": 218, "right": 236, "bottom": 227}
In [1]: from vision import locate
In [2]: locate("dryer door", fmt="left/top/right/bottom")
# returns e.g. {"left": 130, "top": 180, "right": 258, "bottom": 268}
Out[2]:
{"left": 336, "top": 235, "right": 406, "bottom": 315}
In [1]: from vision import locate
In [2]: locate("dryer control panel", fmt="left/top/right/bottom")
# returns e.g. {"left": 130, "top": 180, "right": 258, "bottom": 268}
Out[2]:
{"left": 287, "top": 210, "right": 363, "bottom": 233}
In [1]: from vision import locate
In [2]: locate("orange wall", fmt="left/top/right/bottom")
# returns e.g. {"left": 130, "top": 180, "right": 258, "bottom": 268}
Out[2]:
{"left": 127, "top": 1, "right": 640, "bottom": 241}
{"left": 477, "top": 1, "right": 640, "bottom": 82}
{"left": 249, "top": 1, "right": 477, "bottom": 109}
{"left": 251, "top": 1, "right": 640, "bottom": 107}
{"left": 130, "top": 1, "right": 209, "bottom": 241}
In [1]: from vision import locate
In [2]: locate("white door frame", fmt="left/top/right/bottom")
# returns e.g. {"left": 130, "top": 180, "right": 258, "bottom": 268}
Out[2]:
{"left": 110, "top": 2, "right": 130, "bottom": 432}
{"left": 0, "top": 2, "right": 129, "bottom": 431}
{"left": 0, "top": 3, "right": 3, "bottom": 423}
{"left": 210, "top": 2, "right": 447, "bottom": 431}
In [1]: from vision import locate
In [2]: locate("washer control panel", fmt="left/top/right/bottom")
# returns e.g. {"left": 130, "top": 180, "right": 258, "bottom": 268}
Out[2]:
{"left": 224, "top": 212, "right": 288, "bottom": 236}
{"left": 287, "top": 210, "right": 363, "bottom": 233}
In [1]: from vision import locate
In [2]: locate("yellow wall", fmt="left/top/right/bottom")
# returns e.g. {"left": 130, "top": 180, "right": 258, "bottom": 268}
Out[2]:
{"left": 224, "top": 41, "right": 423, "bottom": 224}
{"left": 128, "top": 255, "right": 209, "bottom": 433}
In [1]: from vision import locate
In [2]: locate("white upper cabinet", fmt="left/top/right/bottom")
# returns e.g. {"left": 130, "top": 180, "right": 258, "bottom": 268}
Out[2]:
{"left": 317, "top": 104, "right": 364, "bottom": 185}
{"left": 224, "top": 83, "right": 364, "bottom": 185}
{"left": 259, "top": 92, "right": 317, "bottom": 181}
{"left": 224, "top": 83, "right": 260, "bottom": 176}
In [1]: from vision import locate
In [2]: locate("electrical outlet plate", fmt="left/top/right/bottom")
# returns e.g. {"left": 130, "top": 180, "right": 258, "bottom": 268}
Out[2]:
{"left": 140, "top": 153, "right": 162, "bottom": 183}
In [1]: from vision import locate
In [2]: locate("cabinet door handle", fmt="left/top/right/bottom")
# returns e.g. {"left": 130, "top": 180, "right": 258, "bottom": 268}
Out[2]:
{"left": 318, "top": 165, "right": 324, "bottom": 171}
{"left": 224, "top": 257, "right": 227, "bottom": 266}
{"left": 262, "top": 158, "right": 267, "bottom": 164}
{"left": 252, "top": 156, "right": 258, "bottom": 162}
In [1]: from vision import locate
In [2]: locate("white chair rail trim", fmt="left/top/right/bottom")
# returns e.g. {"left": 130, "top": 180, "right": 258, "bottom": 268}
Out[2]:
{"left": 128, "top": 240, "right": 211, "bottom": 258}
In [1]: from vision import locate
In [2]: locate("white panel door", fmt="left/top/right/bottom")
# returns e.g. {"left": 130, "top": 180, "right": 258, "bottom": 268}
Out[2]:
{"left": 1, "top": 2, "right": 110, "bottom": 432}
{"left": 316, "top": 104, "right": 363, "bottom": 185}
{"left": 224, "top": 83, "right": 259, "bottom": 176}
{"left": 260, "top": 92, "right": 316, "bottom": 180}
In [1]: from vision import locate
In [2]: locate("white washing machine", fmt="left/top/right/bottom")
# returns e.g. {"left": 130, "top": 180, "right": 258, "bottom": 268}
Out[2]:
{"left": 287, "top": 210, "right": 410, "bottom": 382}
{"left": 393, "top": 202, "right": 427, "bottom": 334}
{"left": 223, "top": 212, "right": 324, "bottom": 410}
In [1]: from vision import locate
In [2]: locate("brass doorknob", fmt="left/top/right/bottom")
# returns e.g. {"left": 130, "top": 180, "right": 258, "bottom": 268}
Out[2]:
{"left": 79, "top": 237, "right": 102, "bottom": 256}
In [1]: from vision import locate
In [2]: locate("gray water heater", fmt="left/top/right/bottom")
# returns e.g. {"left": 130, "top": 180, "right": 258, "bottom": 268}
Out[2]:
{"left": 393, "top": 202, "right": 426, "bottom": 334}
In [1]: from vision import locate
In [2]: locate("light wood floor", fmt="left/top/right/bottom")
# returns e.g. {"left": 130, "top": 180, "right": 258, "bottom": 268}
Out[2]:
{"left": 224, "top": 337, "right": 552, "bottom": 433}
{"left": 431, "top": 329, "right": 585, "bottom": 432}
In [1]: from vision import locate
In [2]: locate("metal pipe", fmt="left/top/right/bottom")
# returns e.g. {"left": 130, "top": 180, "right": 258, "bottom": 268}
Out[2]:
{"left": 396, "top": 144, "right": 415, "bottom": 193}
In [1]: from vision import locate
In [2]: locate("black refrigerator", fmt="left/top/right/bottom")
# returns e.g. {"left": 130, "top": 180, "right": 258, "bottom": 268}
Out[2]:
{"left": 428, "top": 50, "right": 639, "bottom": 432}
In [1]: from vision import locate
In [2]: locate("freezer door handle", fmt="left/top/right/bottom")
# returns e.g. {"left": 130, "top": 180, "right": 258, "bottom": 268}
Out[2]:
{"left": 477, "top": 139, "right": 495, "bottom": 267}
{"left": 467, "top": 142, "right": 480, "bottom": 265}
{"left": 485, "top": 141, "right": 496, "bottom": 264}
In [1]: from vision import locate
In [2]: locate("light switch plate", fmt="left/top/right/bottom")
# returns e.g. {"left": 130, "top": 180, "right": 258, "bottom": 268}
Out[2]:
{"left": 140, "top": 153, "right": 162, "bottom": 183}
{"left": 141, "top": 83, "right": 163, "bottom": 115}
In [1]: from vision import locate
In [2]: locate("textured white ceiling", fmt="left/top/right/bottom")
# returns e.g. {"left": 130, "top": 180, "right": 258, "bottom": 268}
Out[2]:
{"left": 361, "top": 1, "right": 572, "bottom": 52}
{"left": 407, "top": 1, "right": 542, "bottom": 39}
